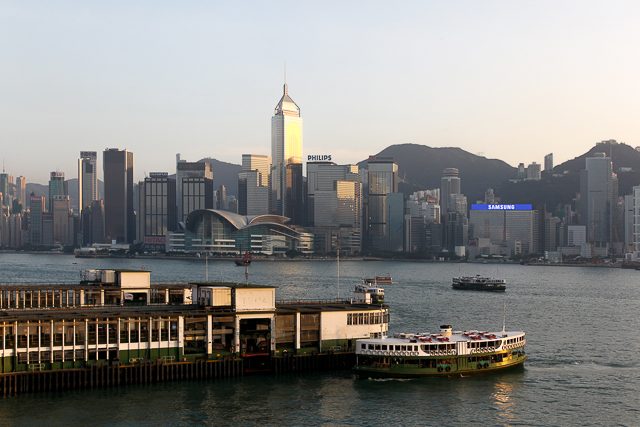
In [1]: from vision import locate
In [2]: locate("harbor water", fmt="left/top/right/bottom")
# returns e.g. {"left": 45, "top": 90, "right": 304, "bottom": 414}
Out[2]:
{"left": 0, "top": 254, "right": 638, "bottom": 426}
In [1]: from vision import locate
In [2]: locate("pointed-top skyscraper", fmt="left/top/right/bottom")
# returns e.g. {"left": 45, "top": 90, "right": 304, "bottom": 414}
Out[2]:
{"left": 271, "top": 83, "right": 303, "bottom": 224}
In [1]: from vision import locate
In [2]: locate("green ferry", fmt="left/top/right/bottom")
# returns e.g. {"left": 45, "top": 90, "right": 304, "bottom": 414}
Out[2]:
{"left": 353, "top": 325, "right": 526, "bottom": 378}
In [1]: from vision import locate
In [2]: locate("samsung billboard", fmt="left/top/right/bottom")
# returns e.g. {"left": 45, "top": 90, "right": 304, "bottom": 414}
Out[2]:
{"left": 471, "top": 204, "right": 532, "bottom": 211}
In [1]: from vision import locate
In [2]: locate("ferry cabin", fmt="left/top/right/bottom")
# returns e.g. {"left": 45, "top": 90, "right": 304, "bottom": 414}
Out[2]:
{"left": 354, "top": 326, "right": 526, "bottom": 378}
{"left": 0, "top": 270, "right": 389, "bottom": 374}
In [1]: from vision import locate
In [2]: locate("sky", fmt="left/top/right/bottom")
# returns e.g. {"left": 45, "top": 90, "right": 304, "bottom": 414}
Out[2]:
{"left": 2, "top": 1, "right": 640, "bottom": 186}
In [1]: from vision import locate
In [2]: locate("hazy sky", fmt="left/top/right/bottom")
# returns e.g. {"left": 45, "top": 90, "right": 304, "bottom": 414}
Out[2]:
{"left": 2, "top": 1, "right": 640, "bottom": 186}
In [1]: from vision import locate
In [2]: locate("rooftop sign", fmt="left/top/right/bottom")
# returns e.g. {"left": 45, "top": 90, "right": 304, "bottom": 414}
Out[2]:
{"left": 307, "top": 155, "right": 332, "bottom": 161}
{"left": 472, "top": 204, "right": 532, "bottom": 211}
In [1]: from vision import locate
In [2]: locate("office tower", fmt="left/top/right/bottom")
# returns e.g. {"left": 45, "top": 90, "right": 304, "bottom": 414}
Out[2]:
{"left": 29, "top": 195, "right": 45, "bottom": 245}
{"left": 15, "top": 176, "right": 26, "bottom": 208}
{"left": 52, "top": 195, "right": 70, "bottom": 244}
{"left": 217, "top": 185, "right": 226, "bottom": 210}
{"left": 48, "top": 172, "right": 67, "bottom": 212}
{"left": 527, "top": 162, "right": 541, "bottom": 180}
{"left": 440, "top": 168, "right": 461, "bottom": 216}
{"left": 271, "top": 83, "right": 303, "bottom": 220}
{"left": 82, "top": 200, "right": 105, "bottom": 246}
{"left": 181, "top": 177, "right": 213, "bottom": 223}
{"left": 227, "top": 196, "right": 238, "bottom": 214}
{"left": 103, "top": 148, "right": 134, "bottom": 243}
{"left": 140, "top": 173, "right": 176, "bottom": 248}
{"left": 306, "top": 162, "right": 361, "bottom": 227}
{"left": 469, "top": 205, "right": 534, "bottom": 256}
{"left": 78, "top": 151, "right": 98, "bottom": 213}
{"left": 517, "top": 163, "right": 526, "bottom": 180}
{"left": 367, "top": 160, "right": 398, "bottom": 251}
{"left": 0, "top": 173, "right": 8, "bottom": 206}
{"left": 176, "top": 155, "right": 213, "bottom": 222}
{"left": 579, "top": 153, "right": 616, "bottom": 250}
{"left": 386, "top": 192, "right": 404, "bottom": 252}
{"left": 544, "top": 153, "right": 553, "bottom": 172}
{"left": 238, "top": 154, "right": 271, "bottom": 216}
{"left": 285, "top": 163, "right": 304, "bottom": 224}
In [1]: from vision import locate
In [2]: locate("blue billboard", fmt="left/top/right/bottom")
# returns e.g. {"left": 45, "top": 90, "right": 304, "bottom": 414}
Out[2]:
{"left": 471, "top": 204, "right": 532, "bottom": 211}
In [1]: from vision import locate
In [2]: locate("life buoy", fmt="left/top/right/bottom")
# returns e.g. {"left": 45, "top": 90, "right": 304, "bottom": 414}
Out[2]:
{"left": 445, "top": 366, "right": 451, "bottom": 372}
{"left": 367, "top": 350, "right": 372, "bottom": 355}
{"left": 477, "top": 363, "right": 482, "bottom": 369}
{"left": 437, "top": 366, "right": 443, "bottom": 372}
{"left": 401, "top": 351, "right": 406, "bottom": 356}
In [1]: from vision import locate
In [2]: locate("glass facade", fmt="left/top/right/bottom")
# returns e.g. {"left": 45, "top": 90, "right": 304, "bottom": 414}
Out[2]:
{"left": 367, "top": 162, "right": 398, "bottom": 251}
{"left": 103, "top": 149, "right": 134, "bottom": 243}
{"left": 143, "top": 175, "right": 176, "bottom": 241}
{"left": 271, "top": 84, "right": 303, "bottom": 220}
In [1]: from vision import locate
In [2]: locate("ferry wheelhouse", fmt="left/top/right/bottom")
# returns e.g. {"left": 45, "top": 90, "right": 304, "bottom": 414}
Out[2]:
{"left": 354, "top": 325, "right": 526, "bottom": 378}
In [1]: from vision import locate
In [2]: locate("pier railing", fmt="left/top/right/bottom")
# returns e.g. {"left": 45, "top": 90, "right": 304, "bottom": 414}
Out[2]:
{"left": 276, "top": 298, "right": 353, "bottom": 305}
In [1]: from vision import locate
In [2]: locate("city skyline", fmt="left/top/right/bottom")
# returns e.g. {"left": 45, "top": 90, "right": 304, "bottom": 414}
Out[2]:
{"left": 3, "top": 2, "right": 640, "bottom": 184}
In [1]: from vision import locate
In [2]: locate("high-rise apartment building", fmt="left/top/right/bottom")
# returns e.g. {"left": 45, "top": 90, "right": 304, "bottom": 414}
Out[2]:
{"left": 103, "top": 148, "right": 134, "bottom": 243}
{"left": 527, "top": 162, "right": 541, "bottom": 180}
{"left": 271, "top": 84, "right": 303, "bottom": 223}
{"left": 29, "top": 195, "right": 45, "bottom": 245}
{"left": 48, "top": 172, "right": 67, "bottom": 212}
{"left": 176, "top": 155, "right": 213, "bottom": 222}
{"left": 367, "top": 160, "right": 398, "bottom": 251}
{"left": 78, "top": 151, "right": 98, "bottom": 213}
{"left": 544, "top": 153, "right": 553, "bottom": 172}
{"left": 238, "top": 154, "right": 271, "bottom": 216}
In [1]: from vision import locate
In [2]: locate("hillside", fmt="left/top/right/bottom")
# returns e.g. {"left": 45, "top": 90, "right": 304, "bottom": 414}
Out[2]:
{"left": 358, "top": 144, "right": 517, "bottom": 203}
{"left": 199, "top": 157, "right": 242, "bottom": 197}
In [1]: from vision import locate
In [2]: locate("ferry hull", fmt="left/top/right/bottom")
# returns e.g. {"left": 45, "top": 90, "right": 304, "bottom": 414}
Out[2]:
{"left": 354, "top": 354, "right": 526, "bottom": 379}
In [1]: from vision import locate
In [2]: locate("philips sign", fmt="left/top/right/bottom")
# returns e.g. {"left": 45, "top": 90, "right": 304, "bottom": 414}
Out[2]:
{"left": 472, "top": 204, "right": 532, "bottom": 211}
{"left": 308, "top": 155, "right": 332, "bottom": 161}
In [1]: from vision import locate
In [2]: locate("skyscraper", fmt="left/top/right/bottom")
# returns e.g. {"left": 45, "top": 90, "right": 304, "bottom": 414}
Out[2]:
{"left": 48, "top": 172, "right": 67, "bottom": 212}
{"left": 15, "top": 176, "right": 26, "bottom": 208}
{"left": 580, "top": 152, "right": 616, "bottom": 250}
{"left": 52, "top": 195, "right": 70, "bottom": 244}
{"left": 103, "top": 148, "right": 134, "bottom": 243}
{"left": 176, "top": 155, "right": 213, "bottom": 222}
{"left": 238, "top": 154, "right": 271, "bottom": 216}
{"left": 367, "top": 159, "right": 398, "bottom": 251}
{"left": 440, "top": 168, "right": 461, "bottom": 216}
{"left": 138, "top": 173, "right": 176, "bottom": 250}
{"left": 78, "top": 151, "right": 98, "bottom": 213}
{"left": 271, "top": 83, "right": 303, "bottom": 222}
{"left": 0, "top": 173, "right": 8, "bottom": 206}
{"left": 29, "top": 195, "right": 45, "bottom": 245}
{"left": 544, "top": 153, "right": 553, "bottom": 172}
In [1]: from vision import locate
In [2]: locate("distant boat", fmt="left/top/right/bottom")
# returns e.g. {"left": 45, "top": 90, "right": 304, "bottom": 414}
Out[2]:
{"left": 452, "top": 275, "right": 506, "bottom": 292}
{"left": 235, "top": 251, "right": 252, "bottom": 267}
{"left": 363, "top": 274, "right": 392, "bottom": 284}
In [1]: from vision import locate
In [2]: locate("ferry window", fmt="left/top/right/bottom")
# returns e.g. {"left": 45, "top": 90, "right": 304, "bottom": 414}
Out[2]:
{"left": 401, "top": 346, "right": 407, "bottom": 351}
{"left": 382, "top": 345, "right": 387, "bottom": 350}
{"left": 347, "top": 314, "right": 352, "bottom": 325}
{"left": 361, "top": 344, "right": 366, "bottom": 350}
{"left": 368, "top": 344, "right": 374, "bottom": 350}
{"left": 170, "top": 320, "right": 177, "bottom": 341}
{"left": 375, "top": 345, "right": 381, "bottom": 350}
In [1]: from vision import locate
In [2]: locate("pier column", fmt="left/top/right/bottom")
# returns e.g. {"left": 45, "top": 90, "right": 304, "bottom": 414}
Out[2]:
{"left": 270, "top": 316, "right": 276, "bottom": 356}
{"left": 234, "top": 317, "right": 241, "bottom": 355}
{"left": 295, "top": 313, "right": 301, "bottom": 353}
{"left": 164, "top": 290, "right": 169, "bottom": 304}
{"left": 80, "top": 291, "right": 85, "bottom": 307}
{"left": 100, "top": 290, "right": 105, "bottom": 306}
{"left": 206, "top": 316, "right": 212, "bottom": 355}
